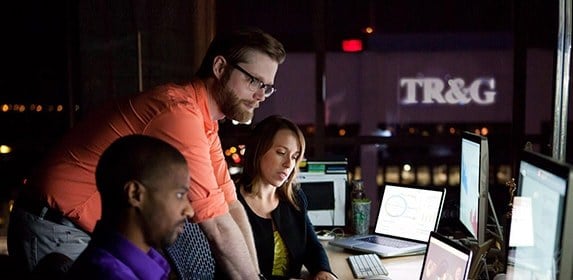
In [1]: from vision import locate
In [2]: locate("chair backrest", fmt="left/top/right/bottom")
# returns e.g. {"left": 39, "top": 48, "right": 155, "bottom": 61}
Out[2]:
{"left": 164, "top": 219, "right": 216, "bottom": 279}
{"left": 29, "top": 252, "right": 73, "bottom": 280}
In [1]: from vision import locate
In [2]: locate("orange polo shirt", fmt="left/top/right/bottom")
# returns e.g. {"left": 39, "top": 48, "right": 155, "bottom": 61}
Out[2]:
{"left": 34, "top": 80, "right": 235, "bottom": 232}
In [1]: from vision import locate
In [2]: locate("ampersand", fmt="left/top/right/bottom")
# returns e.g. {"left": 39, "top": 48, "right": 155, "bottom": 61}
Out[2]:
{"left": 444, "top": 78, "right": 471, "bottom": 104}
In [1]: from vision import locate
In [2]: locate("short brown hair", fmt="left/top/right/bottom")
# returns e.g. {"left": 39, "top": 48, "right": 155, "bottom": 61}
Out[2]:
{"left": 196, "top": 27, "right": 286, "bottom": 78}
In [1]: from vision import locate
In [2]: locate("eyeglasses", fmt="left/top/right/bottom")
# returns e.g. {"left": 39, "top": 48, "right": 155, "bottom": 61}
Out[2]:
{"left": 230, "top": 63, "right": 276, "bottom": 97}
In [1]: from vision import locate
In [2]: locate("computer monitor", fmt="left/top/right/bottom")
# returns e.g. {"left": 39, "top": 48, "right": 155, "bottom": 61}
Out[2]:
{"left": 420, "top": 231, "right": 473, "bottom": 280}
{"left": 459, "top": 131, "right": 489, "bottom": 244}
{"left": 297, "top": 172, "right": 347, "bottom": 227}
{"left": 505, "top": 150, "right": 573, "bottom": 280}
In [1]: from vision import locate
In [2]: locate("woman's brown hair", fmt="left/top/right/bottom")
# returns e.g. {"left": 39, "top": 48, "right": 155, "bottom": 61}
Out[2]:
{"left": 241, "top": 115, "right": 306, "bottom": 209}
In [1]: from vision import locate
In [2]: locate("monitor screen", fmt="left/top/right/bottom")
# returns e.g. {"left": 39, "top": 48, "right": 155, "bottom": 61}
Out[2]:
{"left": 300, "top": 181, "right": 335, "bottom": 210}
{"left": 459, "top": 131, "right": 489, "bottom": 244}
{"left": 297, "top": 172, "right": 347, "bottom": 226}
{"left": 506, "top": 150, "right": 573, "bottom": 280}
{"left": 421, "top": 231, "right": 473, "bottom": 280}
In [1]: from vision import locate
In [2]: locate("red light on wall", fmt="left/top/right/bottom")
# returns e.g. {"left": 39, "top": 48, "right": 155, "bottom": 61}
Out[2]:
{"left": 342, "top": 39, "right": 363, "bottom": 52}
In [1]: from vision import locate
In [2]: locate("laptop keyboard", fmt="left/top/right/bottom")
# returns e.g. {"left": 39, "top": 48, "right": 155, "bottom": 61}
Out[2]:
{"left": 348, "top": 253, "right": 389, "bottom": 278}
{"left": 359, "top": 236, "right": 416, "bottom": 248}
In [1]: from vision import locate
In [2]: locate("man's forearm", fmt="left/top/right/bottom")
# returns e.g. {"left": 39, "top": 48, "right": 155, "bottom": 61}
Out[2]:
{"left": 199, "top": 212, "right": 258, "bottom": 279}
{"left": 228, "top": 200, "right": 259, "bottom": 270}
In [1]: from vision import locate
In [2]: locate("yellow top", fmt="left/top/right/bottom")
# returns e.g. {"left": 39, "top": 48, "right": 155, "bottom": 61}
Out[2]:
{"left": 272, "top": 230, "right": 289, "bottom": 276}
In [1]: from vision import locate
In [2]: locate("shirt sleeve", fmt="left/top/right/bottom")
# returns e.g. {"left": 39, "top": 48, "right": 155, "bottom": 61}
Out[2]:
{"left": 209, "top": 132, "right": 237, "bottom": 204}
{"left": 144, "top": 104, "right": 231, "bottom": 222}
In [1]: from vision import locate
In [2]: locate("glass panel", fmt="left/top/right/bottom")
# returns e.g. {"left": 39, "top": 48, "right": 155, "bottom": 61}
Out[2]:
{"left": 416, "top": 166, "right": 432, "bottom": 186}
{"left": 385, "top": 166, "right": 400, "bottom": 184}
{"left": 433, "top": 165, "right": 448, "bottom": 186}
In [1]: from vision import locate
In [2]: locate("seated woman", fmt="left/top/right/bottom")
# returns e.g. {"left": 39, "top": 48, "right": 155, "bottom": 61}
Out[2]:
{"left": 237, "top": 115, "right": 337, "bottom": 280}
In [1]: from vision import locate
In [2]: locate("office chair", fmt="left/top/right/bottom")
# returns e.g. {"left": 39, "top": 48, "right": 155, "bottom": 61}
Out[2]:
{"left": 164, "top": 219, "right": 215, "bottom": 280}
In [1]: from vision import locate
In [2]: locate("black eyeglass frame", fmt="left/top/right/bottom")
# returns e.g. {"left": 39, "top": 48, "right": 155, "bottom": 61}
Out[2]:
{"left": 230, "top": 63, "right": 276, "bottom": 97}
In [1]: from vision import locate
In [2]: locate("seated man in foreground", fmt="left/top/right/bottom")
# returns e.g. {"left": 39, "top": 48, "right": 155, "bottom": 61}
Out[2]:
{"left": 67, "top": 134, "right": 194, "bottom": 279}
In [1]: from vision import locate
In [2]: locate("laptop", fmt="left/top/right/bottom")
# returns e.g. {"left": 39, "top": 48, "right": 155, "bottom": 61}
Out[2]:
{"left": 420, "top": 231, "right": 473, "bottom": 280}
{"left": 329, "top": 183, "right": 446, "bottom": 257}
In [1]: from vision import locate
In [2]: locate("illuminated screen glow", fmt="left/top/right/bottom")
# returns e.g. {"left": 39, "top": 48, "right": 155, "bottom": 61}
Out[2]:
{"left": 506, "top": 157, "right": 567, "bottom": 279}
{"left": 459, "top": 137, "right": 481, "bottom": 240}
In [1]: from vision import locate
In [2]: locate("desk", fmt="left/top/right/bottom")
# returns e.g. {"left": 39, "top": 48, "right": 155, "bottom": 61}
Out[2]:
{"left": 322, "top": 241, "right": 424, "bottom": 279}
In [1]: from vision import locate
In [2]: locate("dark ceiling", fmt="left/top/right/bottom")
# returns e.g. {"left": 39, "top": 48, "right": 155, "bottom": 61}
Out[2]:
{"left": 216, "top": 0, "right": 556, "bottom": 52}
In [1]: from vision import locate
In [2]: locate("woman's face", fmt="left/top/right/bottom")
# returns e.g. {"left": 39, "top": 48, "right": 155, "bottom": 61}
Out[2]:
{"left": 259, "top": 129, "right": 301, "bottom": 187}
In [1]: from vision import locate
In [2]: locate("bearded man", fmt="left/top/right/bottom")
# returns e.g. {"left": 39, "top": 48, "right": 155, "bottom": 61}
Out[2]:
{"left": 8, "top": 27, "right": 285, "bottom": 280}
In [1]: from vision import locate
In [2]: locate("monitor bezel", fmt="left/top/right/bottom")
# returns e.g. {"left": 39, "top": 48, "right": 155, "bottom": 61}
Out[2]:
{"left": 420, "top": 231, "right": 473, "bottom": 280}
{"left": 508, "top": 150, "right": 573, "bottom": 280}
{"left": 459, "top": 131, "right": 489, "bottom": 245}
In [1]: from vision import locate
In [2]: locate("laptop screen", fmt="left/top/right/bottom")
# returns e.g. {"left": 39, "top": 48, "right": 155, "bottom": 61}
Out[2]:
{"left": 421, "top": 232, "right": 473, "bottom": 280}
{"left": 373, "top": 184, "right": 446, "bottom": 242}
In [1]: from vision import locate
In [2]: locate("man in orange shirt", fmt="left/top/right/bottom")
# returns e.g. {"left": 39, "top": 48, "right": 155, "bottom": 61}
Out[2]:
{"left": 8, "top": 27, "right": 285, "bottom": 279}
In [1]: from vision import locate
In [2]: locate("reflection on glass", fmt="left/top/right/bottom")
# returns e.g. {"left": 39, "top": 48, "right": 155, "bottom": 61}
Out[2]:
{"left": 449, "top": 166, "right": 460, "bottom": 186}
{"left": 417, "top": 166, "right": 431, "bottom": 186}
{"left": 401, "top": 164, "right": 415, "bottom": 184}
{"left": 385, "top": 166, "right": 400, "bottom": 184}
{"left": 433, "top": 165, "right": 448, "bottom": 186}
{"left": 353, "top": 166, "right": 362, "bottom": 181}
{"left": 376, "top": 167, "right": 384, "bottom": 186}
{"left": 496, "top": 164, "right": 512, "bottom": 184}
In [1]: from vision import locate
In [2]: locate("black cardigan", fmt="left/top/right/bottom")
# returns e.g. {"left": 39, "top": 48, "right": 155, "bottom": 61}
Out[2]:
{"left": 237, "top": 188, "right": 334, "bottom": 280}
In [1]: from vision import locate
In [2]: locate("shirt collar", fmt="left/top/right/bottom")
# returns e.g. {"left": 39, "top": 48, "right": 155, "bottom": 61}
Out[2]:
{"left": 92, "top": 223, "right": 171, "bottom": 280}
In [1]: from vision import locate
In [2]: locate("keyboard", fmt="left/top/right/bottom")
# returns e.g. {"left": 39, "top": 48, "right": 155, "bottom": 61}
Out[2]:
{"left": 358, "top": 236, "right": 417, "bottom": 248}
{"left": 347, "top": 253, "right": 389, "bottom": 278}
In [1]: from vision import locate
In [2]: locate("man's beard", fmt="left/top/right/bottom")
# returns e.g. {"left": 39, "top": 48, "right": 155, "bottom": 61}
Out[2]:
{"left": 212, "top": 73, "right": 254, "bottom": 123}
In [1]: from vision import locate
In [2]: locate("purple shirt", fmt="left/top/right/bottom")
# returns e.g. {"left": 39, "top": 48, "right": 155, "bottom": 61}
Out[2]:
{"left": 67, "top": 222, "right": 171, "bottom": 280}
